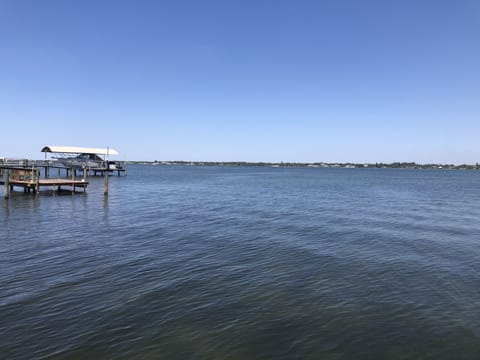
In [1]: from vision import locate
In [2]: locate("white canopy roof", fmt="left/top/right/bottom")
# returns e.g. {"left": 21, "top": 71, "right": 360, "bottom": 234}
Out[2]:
{"left": 41, "top": 146, "right": 119, "bottom": 156}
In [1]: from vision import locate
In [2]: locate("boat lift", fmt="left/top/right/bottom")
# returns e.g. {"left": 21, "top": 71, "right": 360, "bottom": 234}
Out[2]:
{"left": 41, "top": 146, "right": 126, "bottom": 176}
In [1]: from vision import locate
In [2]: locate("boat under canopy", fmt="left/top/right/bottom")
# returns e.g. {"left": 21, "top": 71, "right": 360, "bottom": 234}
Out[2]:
{"left": 41, "top": 145, "right": 124, "bottom": 172}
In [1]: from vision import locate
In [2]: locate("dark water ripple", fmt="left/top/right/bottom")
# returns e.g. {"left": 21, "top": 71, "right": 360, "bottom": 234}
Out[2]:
{"left": 1, "top": 166, "right": 480, "bottom": 359}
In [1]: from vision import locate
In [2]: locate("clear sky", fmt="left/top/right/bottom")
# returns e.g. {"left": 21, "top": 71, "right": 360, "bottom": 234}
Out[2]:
{"left": 1, "top": 0, "right": 479, "bottom": 163}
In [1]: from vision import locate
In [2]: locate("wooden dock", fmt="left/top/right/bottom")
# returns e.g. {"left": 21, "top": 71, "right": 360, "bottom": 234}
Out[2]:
{"left": 1, "top": 166, "right": 89, "bottom": 198}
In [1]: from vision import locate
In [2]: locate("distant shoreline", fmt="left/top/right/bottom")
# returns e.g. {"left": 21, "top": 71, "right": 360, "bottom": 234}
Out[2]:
{"left": 3, "top": 158, "right": 478, "bottom": 170}
{"left": 126, "top": 161, "right": 480, "bottom": 170}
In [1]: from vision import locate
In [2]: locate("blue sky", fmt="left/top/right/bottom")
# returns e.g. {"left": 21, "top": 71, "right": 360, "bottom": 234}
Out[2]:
{"left": 1, "top": 0, "right": 479, "bottom": 163}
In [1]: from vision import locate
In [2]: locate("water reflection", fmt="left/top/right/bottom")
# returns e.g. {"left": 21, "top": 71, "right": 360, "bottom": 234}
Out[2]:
{"left": 103, "top": 194, "right": 109, "bottom": 223}
{"left": 1, "top": 197, "right": 9, "bottom": 219}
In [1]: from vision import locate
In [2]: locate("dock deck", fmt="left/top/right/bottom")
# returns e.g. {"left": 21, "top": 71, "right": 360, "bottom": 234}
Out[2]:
{"left": 6, "top": 178, "right": 88, "bottom": 192}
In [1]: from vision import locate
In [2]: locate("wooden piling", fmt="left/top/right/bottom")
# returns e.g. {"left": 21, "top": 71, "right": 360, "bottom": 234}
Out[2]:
{"left": 103, "top": 169, "right": 108, "bottom": 195}
{"left": 83, "top": 166, "right": 88, "bottom": 192}
{"left": 4, "top": 169, "right": 9, "bottom": 199}
{"left": 71, "top": 166, "right": 75, "bottom": 193}
{"left": 34, "top": 168, "right": 40, "bottom": 194}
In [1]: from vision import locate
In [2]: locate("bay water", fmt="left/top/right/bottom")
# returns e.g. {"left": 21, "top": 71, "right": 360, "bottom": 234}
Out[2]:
{"left": 1, "top": 165, "right": 480, "bottom": 359}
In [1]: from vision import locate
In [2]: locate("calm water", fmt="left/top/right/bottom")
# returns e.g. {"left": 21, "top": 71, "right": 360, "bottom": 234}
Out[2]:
{"left": 1, "top": 165, "right": 480, "bottom": 359}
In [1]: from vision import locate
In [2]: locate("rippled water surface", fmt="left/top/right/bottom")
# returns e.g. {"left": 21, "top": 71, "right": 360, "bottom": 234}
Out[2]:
{"left": 1, "top": 165, "right": 480, "bottom": 359}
